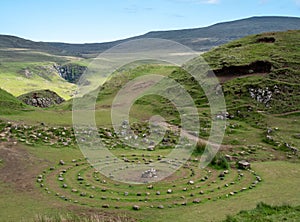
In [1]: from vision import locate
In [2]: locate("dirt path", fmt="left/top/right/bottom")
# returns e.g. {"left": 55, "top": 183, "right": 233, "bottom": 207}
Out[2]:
{"left": 0, "top": 142, "right": 40, "bottom": 192}
{"left": 272, "top": 110, "right": 300, "bottom": 117}
{"left": 158, "top": 122, "right": 233, "bottom": 151}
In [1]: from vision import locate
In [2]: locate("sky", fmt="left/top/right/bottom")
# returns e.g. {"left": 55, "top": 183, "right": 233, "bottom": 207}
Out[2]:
{"left": 0, "top": 0, "right": 299, "bottom": 43}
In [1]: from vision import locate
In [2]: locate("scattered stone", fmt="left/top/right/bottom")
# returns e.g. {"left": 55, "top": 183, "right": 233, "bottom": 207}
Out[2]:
{"left": 59, "top": 160, "right": 65, "bottom": 165}
{"left": 37, "top": 175, "right": 43, "bottom": 179}
{"left": 147, "top": 184, "right": 153, "bottom": 189}
{"left": 102, "top": 204, "right": 110, "bottom": 208}
{"left": 193, "top": 198, "right": 201, "bottom": 203}
{"left": 147, "top": 146, "right": 155, "bottom": 151}
{"left": 141, "top": 168, "right": 157, "bottom": 178}
{"left": 132, "top": 205, "right": 140, "bottom": 210}
{"left": 238, "top": 160, "right": 251, "bottom": 169}
{"left": 219, "top": 172, "right": 225, "bottom": 178}
{"left": 167, "top": 189, "right": 172, "bottom": 194}
{"left": 80, "top": 192, "right": 86, "bottom": 197}
{"left": 188, "top": 180, "right": 194, "bottom": 185}
{"left": 158, "top": 205, "right": 164, "bottom": 209}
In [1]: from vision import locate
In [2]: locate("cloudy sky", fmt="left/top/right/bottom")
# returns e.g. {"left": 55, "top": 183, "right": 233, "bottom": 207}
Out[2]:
{"left": 1, "top": 0, "right": 299, "bottom": 43}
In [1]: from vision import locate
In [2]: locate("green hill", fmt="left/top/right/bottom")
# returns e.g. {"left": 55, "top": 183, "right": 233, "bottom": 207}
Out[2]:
{"left": 0, "top": 16, "right": 299, "bottom": 57}
{"left": 202, "top": 30, "right": 300, "bottom": 114}
{"left": 0, "top": 16, "right": 299, "bottom": 101}
{"left": 0, "top": 88, "right": 29, "bottom": 114}
{"left": 0, "top": 61, "right": 77, "bottom": 99}
{"left": 76, "top": 29, "right": 299, "bottom": 156}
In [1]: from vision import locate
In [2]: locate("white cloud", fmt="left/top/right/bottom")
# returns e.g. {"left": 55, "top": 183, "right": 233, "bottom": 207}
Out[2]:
{"left": 175, "top": 0, "right": 220, "bottom": 4}
{"left": 202, "top": 0, "right": 220, "bottom": 4}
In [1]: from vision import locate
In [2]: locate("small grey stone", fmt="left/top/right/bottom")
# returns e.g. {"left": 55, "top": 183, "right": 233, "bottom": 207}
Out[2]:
{"left": 132, "top": 205, "right": 140, "bottom": 210}
{"left": 193, "top": 198, "right": 201, "bottom": 203}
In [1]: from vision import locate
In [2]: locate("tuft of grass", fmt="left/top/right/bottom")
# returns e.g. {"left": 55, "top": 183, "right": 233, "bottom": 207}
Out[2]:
{"left": 224, "top": 202, "right": 300, "bottom": 222}
{"left": 34, "top": 213, "right": 133, "bottom": 222}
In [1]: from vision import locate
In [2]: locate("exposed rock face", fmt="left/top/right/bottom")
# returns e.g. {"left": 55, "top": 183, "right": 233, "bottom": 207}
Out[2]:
{"left": 211, "top": 61, "right": 272, "bottom": 77}
{"left": 54, "top": 64, "right": 87, "bottom": 84}
{"left": 248, "top": 85, "right": 280, "bottom": 107}
{"left": 256, "top": 36, "right": 276, "bottom": 43}
{"left": 18, "top": 89, "right": 65, "bottom": 108}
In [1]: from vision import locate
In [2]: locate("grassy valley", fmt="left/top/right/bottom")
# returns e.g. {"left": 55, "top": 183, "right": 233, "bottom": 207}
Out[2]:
{"left": 0, "top": 28, "right": 299, "bottom": 221}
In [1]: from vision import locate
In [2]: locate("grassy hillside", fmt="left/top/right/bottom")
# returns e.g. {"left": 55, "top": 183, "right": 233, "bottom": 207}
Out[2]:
{"left": 202, "top": 30, "right": 300, "bottom": 114}
{"left": 0, "top": 30, "right": 299, "bottom": 222}
{"left": 0, "top": 88, "right": 29, "bottom": 114}
{"left": 0, "top": 61, "right": 78, "bottom": 99}
{"left": 0, "top": 16, "right": 299, "bottom": 101}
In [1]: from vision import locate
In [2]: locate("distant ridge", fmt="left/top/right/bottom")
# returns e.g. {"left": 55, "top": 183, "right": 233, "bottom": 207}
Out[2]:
{"left": 0, "top": 16, "right": 299, "bottom": 57}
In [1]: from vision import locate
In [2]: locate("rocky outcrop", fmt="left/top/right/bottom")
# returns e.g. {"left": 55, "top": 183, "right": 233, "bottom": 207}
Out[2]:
{"left": 210, "top": 61, "right": 272, "bottom": 77}
{"left": 18, "top": 89, "right": 65, "bottom": 108}
{"left": 54, "top": 64, "right": 87, "bottom": 84}
{"left": 248, "top": 85, "right": 280, "bottom": 107}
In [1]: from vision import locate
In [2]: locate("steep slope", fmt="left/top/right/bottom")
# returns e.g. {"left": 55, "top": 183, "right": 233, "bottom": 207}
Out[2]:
{"left": 0, "top": 62, "right": 77, "bottom": 99}
{"left": 202, "top": 30, "right": 300, "bottom": 114}
{"left": 0, "top": 88, "right": 29, "bottom": 114}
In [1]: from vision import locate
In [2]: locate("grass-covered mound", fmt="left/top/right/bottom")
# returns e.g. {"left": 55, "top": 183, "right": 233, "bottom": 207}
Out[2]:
{"left": 0, "top": 88, "right": 29, "bottom": 114}
{"left": 18, "top": 89, "right": 65, "bottom": 108}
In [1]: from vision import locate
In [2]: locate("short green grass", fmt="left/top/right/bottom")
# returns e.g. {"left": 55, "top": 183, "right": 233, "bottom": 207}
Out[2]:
{"left": 0, "top": 61, "right": 76, "bottom": 99}
{"left": 224, "top": 202, "right": 300, "bottom": 222}
{"left": 0, "top": 30, "right": 300, "bottom": 222}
